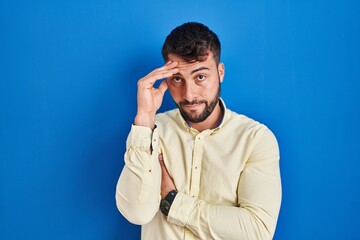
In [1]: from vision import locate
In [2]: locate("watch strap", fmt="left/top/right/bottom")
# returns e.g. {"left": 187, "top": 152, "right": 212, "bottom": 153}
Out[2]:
{"left": 160, "top": 190, "right": 177, "bottom": 216}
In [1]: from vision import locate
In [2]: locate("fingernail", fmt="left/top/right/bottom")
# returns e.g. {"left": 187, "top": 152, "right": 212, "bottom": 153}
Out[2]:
{"left": 167, "top": 61, "right": 173, "bottom": 65}
{"left": 159, "top": 154, "right": 163, "bottom": 160}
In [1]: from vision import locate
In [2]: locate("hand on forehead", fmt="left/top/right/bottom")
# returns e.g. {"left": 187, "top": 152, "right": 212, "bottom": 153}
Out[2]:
{"left": 167, "top": 53, "right": 215, "bottom": 73}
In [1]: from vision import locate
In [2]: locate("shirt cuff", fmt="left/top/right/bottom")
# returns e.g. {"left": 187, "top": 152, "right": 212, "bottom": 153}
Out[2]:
{"left": 167, "top": 192, "right": 196, "bottom": 227}
{"left": 126, "top": 124, "right": 157, "bottom": 150}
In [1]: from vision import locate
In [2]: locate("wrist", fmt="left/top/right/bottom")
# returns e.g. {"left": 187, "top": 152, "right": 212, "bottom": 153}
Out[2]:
{"left": 134, "top": 113, "right": 155, "bottom": 129}
{"left": 159, "top": 189, "right": 177, "bottom": 216}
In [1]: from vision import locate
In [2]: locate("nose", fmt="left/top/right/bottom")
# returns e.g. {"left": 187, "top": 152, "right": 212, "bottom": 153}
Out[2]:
{"left": 182, "top": 82, "right": 197, "bottom": 102}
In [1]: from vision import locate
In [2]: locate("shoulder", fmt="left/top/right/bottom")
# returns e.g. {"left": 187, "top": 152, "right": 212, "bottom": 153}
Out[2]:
{"left": 155, "top": 109, "right": 182, "bottom": 129}
{"left": 224, "top": 109, "right": 267, "bottom": 131}
{"left": 223, "top": 109, "right": 276, "bottom": 142}
{"left": 155, "top": 109, "right": 178, "bottom": 123}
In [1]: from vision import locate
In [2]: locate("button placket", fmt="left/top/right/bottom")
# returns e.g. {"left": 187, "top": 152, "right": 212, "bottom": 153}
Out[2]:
{"left": 189, "top": 134, "right": 203, "bottom": 199}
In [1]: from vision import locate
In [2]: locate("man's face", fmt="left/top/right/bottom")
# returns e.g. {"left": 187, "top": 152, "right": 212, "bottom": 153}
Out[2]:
{"left": 166, "top": 52, "right": 225, "bottom": 123}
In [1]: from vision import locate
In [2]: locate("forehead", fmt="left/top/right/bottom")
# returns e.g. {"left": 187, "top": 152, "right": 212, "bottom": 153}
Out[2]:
{"left": 167, "top": 53, "right": 217, "bottom": 73}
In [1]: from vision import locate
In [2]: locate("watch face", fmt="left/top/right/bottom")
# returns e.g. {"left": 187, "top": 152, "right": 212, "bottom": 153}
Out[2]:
{"left": 160, "top": 199, "right": 171, "bottom": 216}
{"left": 160, "top": 190, "right": 178, "bottom": 216}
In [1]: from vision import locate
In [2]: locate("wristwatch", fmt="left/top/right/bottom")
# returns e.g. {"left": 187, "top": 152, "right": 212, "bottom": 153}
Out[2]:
{"left": 160, "top": 190, "right": 178, "bottom": 216}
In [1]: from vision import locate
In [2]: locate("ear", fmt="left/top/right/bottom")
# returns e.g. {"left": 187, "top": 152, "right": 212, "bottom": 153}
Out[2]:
{"left": 218, "top": 63, "right": 225, "bottom": 83}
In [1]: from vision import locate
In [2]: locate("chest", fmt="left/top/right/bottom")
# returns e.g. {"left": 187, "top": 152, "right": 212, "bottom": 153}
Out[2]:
{"left": 160, "top": 131, "right": 253, "bottom": 205}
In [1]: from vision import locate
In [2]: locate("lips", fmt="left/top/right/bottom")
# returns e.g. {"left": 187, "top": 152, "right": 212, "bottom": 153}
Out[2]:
{"left": 182, "top": 103, "right": 203, "bottom": 111}
{"left": 183, "top": 103, "right": 202, "bottom": 110}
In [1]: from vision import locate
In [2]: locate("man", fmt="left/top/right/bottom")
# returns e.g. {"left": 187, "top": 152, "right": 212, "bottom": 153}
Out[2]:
{"left": 116, "top": 22, "right": 281, "bottom": 240}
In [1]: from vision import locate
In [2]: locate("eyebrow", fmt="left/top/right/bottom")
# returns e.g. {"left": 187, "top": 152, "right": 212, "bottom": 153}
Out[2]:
{"left": 172, "top": 66, "right": 211, "bottom": 77}
{"left": 191, "top": 67, "right": 210, "bottom": 74}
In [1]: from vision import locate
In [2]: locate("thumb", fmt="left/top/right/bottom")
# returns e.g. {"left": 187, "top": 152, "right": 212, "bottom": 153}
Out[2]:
{"left": 159, "top": 154, "right": 165, "bottom": 168}
{"left": 158, "top": 154, "right": 168, "bottom": 173}
{"left": 158, "top": 80, "right": 168, "bottom": 95}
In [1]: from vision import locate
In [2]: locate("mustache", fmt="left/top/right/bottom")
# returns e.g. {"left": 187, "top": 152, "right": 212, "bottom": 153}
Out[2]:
{"left": 179, "top": 100, "right": 207, "bottom": 106}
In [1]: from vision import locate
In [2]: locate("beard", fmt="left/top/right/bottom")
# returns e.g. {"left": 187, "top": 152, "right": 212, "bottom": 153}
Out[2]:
{"left": 177, "top": 82, "right": 221, "bottom": 123}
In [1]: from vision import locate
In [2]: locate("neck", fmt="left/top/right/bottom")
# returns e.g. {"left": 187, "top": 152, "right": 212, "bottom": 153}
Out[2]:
{"left": 189, "top": 102, "right": 223, "bottom": 132}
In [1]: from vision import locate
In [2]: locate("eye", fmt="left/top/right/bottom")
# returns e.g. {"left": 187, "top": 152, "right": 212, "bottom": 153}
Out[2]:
{"left": 172, "top": 77, "right": 183, "bottom": 84}
{"left": 197, "top": 74, "right": 206, "bottom": 81}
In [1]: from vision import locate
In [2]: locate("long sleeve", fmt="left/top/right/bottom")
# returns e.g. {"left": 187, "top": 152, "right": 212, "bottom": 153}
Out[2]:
{"left": 166, "top": 129, "right": 282, "bottom": 240}
{"left": 115, "top": 125, "right": 162, "bottom": 225}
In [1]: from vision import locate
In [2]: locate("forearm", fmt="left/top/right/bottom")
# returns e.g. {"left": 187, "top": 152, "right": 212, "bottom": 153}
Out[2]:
{"left": 115, "top": 125, "right": 161, "bottom": 225}
{"left": 167, "top": 192, "right": 280, "bottom": 240}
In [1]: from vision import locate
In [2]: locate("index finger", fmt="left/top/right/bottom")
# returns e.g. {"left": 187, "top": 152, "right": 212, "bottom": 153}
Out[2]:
{"left": 143, "top": 63, "right": 179, "bottom": 84}
{"left": 160, "top": 61, "right": 178, "bottom": 70}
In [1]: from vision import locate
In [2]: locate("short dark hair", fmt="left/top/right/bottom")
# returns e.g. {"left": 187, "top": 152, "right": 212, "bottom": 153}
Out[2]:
{"left": 162, "top": 22, "right": 221, "bottom": 64}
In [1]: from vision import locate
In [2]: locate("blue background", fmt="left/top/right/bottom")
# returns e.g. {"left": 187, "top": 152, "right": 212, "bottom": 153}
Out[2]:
{"left": 1, "top": 0, "right": 359, "bottom": 239}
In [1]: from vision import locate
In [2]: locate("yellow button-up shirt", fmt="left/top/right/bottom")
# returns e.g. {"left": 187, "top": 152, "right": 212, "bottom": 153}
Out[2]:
{"left": 116, "top": 100, "right": 281, "bottom": 240}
